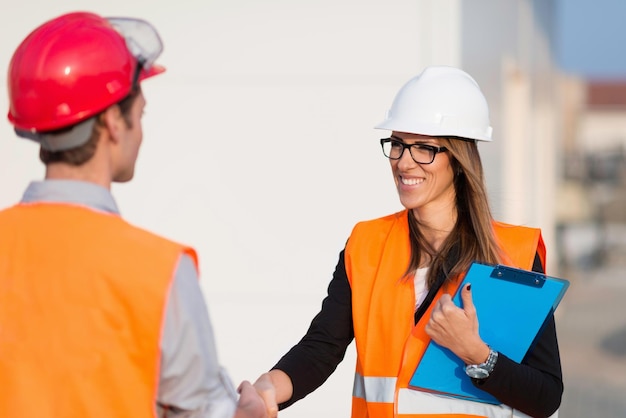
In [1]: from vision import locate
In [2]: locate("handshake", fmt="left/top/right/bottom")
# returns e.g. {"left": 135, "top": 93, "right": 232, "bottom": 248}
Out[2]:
{"left": 235, "top": 373, "right": 279, "bottom": 418}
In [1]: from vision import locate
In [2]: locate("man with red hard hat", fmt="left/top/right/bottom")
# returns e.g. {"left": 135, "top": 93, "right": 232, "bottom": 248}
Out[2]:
{"left": 0, "top": 11, "right": 268, "bottom": 418}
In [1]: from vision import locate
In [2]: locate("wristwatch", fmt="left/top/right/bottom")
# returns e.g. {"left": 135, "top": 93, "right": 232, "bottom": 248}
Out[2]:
{"left": 465, "top": 347, "right": 498, "bottom": 379}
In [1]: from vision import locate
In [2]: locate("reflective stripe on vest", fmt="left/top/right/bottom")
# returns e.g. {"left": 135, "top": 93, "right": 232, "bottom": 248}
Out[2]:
{"left": 396, "top": 389, "right": 533, "bottom": 417}
{"left": 353, "top": 372, "right": 396, "bottom": 403}
{"left": 352, "top": 381, "right": 557, "bottom": 418}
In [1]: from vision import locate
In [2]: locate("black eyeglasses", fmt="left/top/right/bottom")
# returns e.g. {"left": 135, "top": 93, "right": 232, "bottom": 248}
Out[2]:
{"left": 380, "top": 137, "right": 448, "bottom": 165}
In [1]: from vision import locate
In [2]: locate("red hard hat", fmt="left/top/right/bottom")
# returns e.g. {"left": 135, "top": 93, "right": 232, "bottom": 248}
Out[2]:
{"left": 7, "top": 12, "right": 165, "bottom": 132}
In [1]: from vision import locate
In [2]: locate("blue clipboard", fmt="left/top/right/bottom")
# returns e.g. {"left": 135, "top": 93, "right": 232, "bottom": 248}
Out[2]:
{"left": 408, "top": 262, "right": 569, "bottom": 404}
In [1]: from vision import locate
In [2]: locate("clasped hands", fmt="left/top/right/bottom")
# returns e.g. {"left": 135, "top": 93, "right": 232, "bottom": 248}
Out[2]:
{"left": 235, "top": 373, "right": 279, "bottom": 418}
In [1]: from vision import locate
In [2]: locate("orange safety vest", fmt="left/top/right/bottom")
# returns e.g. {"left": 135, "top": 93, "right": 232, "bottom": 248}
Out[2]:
{"left": 0, "top": 202, "right": 198, "bottom": 418}
{"left": 345, "top": 210, "right": 545, "bottom": 418}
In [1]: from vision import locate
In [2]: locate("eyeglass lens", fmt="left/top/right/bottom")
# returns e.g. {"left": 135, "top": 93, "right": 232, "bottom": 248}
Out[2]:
{"left": 382, "top": 140, "right": 437, "bottom": 164}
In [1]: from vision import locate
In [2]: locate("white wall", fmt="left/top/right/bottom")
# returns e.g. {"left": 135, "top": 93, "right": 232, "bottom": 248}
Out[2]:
{"left": 460, "top": 0, "right": 560, "bottom": 272}
{"left": 1, "top": 1, "right": 562, "bottom": 415}
{"left": 0, "top": 1, "right": 423, "bottom": 416}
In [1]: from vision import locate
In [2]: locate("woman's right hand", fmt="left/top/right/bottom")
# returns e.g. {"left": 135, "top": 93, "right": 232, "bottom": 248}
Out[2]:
{"left": 252, "top": 373, "right": 279, "bottom": 418}
{"left": 252, "top": 370, "right": 294, "bottom": 418}
{"left": 235, "top": 381, "right": 270, "bottom": 418}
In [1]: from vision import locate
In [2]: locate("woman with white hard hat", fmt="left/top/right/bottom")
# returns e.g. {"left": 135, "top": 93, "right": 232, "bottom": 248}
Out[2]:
{"left": 253, "top": 66, "right": 563, "bottom": 418}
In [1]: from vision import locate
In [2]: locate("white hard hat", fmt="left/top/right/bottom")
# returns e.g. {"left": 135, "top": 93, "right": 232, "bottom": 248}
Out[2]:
{"left": 375, "top": 66, "right": 493, "bottom": 142}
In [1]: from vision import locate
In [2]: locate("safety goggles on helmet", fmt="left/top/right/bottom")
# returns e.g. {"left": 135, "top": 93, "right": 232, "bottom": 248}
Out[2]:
{"left": 107, "top": 17, "right": 165, "bottom": 81}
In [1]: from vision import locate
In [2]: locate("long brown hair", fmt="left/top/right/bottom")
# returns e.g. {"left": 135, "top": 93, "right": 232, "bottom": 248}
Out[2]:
{"left": 406, "top": 137, "right": 502, "bottom": 288}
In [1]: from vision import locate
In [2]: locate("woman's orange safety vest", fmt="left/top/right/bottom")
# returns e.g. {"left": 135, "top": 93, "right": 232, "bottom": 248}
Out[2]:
{"left": 0, "top": 203, "right": 197, "bottom": 418}
{"left": 345, "top": 210, "right": 545, "bottom": 418}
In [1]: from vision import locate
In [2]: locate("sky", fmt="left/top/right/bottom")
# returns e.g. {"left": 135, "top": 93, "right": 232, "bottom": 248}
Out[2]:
{"left": 555, "top": 0, "right": 626, "bottom": 79}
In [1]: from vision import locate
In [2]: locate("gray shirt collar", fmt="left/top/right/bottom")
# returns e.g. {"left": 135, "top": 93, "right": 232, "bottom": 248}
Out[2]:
{"left": 21, "top": 180, "right": 121, "bottom": 215}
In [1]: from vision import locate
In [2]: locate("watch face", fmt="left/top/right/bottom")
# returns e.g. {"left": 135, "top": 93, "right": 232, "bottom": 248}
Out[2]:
{"left": 465, "top": 366, "right": 490, "bottom": 379}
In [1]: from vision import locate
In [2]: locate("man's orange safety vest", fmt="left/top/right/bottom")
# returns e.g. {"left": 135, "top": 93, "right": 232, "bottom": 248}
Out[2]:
{"left": 0, "top": 202, "right": 197, "bottom": 418}
{"left": 345, "top": 210, "right": 545, "bottom": 418}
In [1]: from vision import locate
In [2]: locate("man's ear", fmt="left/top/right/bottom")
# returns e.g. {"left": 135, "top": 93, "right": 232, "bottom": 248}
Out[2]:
{"left": 100, "top": 104, "right": 124, "bottom": 144}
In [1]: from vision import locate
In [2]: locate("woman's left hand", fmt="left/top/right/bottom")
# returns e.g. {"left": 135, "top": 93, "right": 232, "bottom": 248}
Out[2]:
{"left": 425, "top": 283, "right": 489, "bottom": 365}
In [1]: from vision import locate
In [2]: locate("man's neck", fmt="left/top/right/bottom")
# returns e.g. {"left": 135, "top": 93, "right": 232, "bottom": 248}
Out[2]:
{"left": 45, "top": 163, "right": 111, "bottom": 190}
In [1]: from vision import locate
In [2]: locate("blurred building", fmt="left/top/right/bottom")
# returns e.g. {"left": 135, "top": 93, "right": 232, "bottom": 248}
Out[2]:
{"left": 556, "top": 76, "right": 626, "bottom": 269}
{"left": 417, "top": 0, "right": 561, "bottom": 271}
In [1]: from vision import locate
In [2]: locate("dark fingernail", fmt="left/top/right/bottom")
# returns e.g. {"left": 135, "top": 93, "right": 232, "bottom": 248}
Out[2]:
{"left": 466, "top": 284, "right": 471, "bottom": 291}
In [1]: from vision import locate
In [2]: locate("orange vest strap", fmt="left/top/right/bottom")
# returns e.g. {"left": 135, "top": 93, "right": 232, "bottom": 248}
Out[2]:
{"left": 493, "top": 221, "right": 545, "bottom": 271}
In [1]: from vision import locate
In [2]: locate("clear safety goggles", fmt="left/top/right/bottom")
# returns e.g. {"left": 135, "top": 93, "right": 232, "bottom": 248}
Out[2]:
{"left": 107, "top": 17, "right": 164, "bottom": 74}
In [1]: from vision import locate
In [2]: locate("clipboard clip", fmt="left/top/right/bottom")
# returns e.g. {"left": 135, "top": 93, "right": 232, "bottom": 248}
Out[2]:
{"left": 489, "top": 265, "right": 546, "bottom": 288}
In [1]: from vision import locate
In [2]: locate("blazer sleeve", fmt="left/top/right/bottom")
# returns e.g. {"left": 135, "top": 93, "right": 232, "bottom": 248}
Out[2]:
{"left": 271, "top": 250, "right": 354, "bottom": 410}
